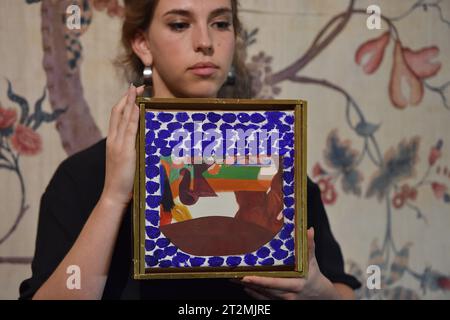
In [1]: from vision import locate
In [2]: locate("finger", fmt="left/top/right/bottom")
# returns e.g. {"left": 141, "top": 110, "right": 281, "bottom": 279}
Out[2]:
{"left": 136, "top": 85, "right": 145, "bottom": 95}
{"left": 307, "top": 227, "right": 316, "bottom": 261}
{"left": 124, "top": 104, "right": 140, "bottom": 151}
{"left": 243, "top": 287, "right": 271, "bottom": 300}
{"left": 242, "top": 282, "right": 291, "bottom": 300}
{"left": 241, "top": 276, "right": 303, "bottom": 294}
{"left": 117, "top": 84, "right": 137, "bottom": 144}
{"left": 108, "top": 91, "right": 130, "bottom": 141}
{"left": 122, "top": 84, "right": 137, "bottom": 123}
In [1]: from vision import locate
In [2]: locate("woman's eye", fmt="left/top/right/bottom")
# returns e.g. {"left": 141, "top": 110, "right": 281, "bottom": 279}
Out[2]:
{"left": 168, "top": 22, "right": 190, "bottom": 32}
{"left": 213, "top": 21, "right": 231, "bottom": 30}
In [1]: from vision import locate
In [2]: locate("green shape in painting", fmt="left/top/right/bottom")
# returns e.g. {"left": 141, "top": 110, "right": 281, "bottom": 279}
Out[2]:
{"left": 203, "top": 165, "right": 261, "bottom": 180}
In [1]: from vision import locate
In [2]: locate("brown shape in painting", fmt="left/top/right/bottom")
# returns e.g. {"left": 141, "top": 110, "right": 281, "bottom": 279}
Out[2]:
{"left": 160, "top": 160, "right": 285, "bottom": 257}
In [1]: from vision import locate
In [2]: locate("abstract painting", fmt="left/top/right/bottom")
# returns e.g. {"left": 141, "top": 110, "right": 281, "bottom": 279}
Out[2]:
{"left": 132, "top": 98, "right": 307, "bottom": 279}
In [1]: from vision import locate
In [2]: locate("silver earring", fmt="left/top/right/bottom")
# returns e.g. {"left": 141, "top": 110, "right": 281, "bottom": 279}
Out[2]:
{"left": 225, "top": 65, "right": 236, "bottom": 86}
{"left": 143, "top": 65, "right": 154, "bottom": 97}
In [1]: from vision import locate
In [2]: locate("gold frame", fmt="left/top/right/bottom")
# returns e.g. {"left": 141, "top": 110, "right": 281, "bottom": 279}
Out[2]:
{"left": 133, "top": 98, "right": 308, "bottom": 280}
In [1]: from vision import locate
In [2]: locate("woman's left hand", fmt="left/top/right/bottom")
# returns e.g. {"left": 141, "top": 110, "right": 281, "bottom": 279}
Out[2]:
{"left": 238, "top": 227, "right": 342, "bottom": 300}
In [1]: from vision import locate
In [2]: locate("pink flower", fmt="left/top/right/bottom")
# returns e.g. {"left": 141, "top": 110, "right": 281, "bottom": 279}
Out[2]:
{"left": 312, "top": 162, "right": 326, "bottom": 178}
{"left": 389, "top": 41, "right": 424, "bottom": 109}
{"left": 0, "top": 107, "right": 17, "bottom": 129}
{"left": 428, "top": 139, "right": 443, "bottom": 166}
{"left": 389, "top": 42, "right": 442, "bottom": 109}
{"left": 91, "top": 0, "right": 109, "bottom": 10}
{"left": 91, "top": 0, "right": 124, "bottom": 18}
{"left": 401, "top": 184, "right": 417, "bottom": 201}
{"left": 317, "top": 177, "right": 338, "bottom": 205}
{"left": 431, "top": 182, "right": 447, "bottom": 200}
{"left": 10, "top": 125, "right": 42, "bottom": 156}
{"left": 403, "top": 46, "right": 441, "bottom": 79}
{"left": 392, "top": 192, "right": 405, "bottom": 209}
{"left": 421, "top": 268, "right": 450, "bottom": 293}
{"left": 429, "top": 148, "right": 441, "bottom": 166}
{"left": 356, "top": 34, "right": 442, "bottom": 110}
{"left": 106, "top": 0, "right": 125, "bottom": 18}
{"left": 437, "top": 276, "right": 450, "bottom": 290}
{"left": 409, "top": 188, "right": 418, "bottom": 201}
{"left": 355, "top": 31, "right": 390, "bottom": 74}
{"left": 392, "top": 184, "right": 417, "bottom": 209}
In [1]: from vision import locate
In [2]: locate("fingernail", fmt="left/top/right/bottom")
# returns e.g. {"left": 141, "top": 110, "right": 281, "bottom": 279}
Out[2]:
{"left": 130, "top": 82, "right": 135, "bottom": 89}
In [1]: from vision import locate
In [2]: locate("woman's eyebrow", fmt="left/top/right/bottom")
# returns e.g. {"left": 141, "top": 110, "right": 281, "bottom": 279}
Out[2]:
{"left": 209, "top": 7, "right": 232, "bottom": 19}
{"left": 162, "top": 7, "right": 232, "bottom": 19}
{"left": 163, "top": 9, "right": 192, "bottom": 18}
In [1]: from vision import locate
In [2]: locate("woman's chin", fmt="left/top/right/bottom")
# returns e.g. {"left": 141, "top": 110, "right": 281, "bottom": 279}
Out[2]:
{"left": 180, "top": 81, "right": 223, "bottom": 98}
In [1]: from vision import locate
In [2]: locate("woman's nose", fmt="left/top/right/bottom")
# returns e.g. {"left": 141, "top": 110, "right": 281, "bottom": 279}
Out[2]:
{"left": 193, "top": 25, "right": 214, "bottom": 55}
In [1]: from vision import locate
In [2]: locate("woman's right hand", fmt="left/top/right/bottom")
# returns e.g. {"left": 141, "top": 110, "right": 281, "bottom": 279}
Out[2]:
{"left": 101, "top": 84, "right": 145, "bottom": 209}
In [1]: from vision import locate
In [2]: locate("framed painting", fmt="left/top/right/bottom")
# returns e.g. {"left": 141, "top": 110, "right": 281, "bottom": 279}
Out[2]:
{"left": 132, "top": 98, "right": 307, "bottom": 279}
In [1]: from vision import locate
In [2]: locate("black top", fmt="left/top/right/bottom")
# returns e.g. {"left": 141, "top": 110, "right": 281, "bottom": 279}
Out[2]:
{"left": 19, "top": 138, "right": 361, "bottom": 300}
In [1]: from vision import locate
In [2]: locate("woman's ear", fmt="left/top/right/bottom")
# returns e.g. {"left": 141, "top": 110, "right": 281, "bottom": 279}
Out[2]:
{"left": 131, "top": 31, "right": 153, "bottom": 66}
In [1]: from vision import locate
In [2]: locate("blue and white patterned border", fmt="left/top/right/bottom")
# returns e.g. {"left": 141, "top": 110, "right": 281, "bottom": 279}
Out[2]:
{"left": 144, "top": 110, "right": 296, "bottom": 269}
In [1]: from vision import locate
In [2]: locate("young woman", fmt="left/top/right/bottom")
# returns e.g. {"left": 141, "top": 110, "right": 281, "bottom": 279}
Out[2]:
{"left": 20, "top": 0, "right": 360, "bottom": 300}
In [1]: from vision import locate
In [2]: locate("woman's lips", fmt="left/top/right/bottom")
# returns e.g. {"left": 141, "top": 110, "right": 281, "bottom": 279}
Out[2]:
{"left": 188, "top": 62, "right": 219, "bottom": 77}
{"left": 189, "top": 67, "right": 219, "bottom": 76}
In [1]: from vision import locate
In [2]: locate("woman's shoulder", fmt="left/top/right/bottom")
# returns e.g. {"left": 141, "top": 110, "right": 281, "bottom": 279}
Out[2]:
{"left": 59, "top": 138, "right": 106, "bottom": 175}
{"left": 44, "top": 138, "right": 107, "bottom": 199}
{"left": 307, "top": 176, "right": 322, "bottom": 206}
{"left": 307, "top": 177, "right": 320, "bottom": 193}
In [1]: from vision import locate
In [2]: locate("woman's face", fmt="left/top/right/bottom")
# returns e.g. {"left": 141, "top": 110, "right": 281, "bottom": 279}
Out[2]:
{"left": 140, "top": 0, "right": 236, "bottom": 98}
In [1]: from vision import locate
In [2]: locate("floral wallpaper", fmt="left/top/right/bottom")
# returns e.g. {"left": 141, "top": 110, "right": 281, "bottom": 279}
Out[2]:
{"left": 0, "top": 0, "right": 449, "bottom": 299}
{"left": 242, "top": 0, "right": 450, "bottom": 299}
{"left": 0, "top": 82, "right": 64, "bottom": 248}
